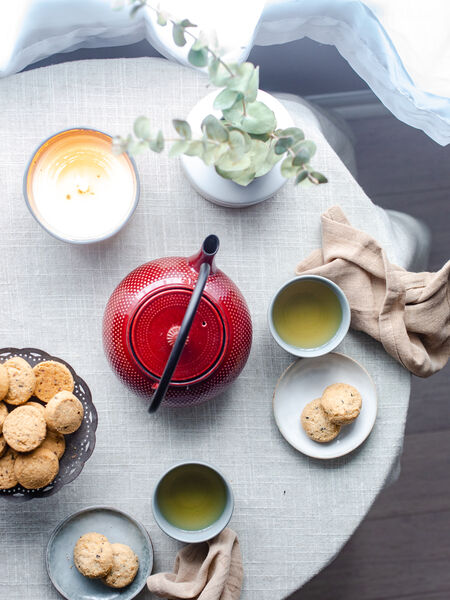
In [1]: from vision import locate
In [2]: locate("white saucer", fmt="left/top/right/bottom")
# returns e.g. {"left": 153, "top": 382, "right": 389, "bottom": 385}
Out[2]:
{"left": 273, "top": 353, "right": 377, "bottom": 459}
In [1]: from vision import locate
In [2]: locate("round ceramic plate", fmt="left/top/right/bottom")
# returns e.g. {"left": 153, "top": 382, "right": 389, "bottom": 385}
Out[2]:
{"left": 273, "top": 353, "right": 377, "bottom": 459}
{"left": 46, "top": 507, "right": 153, "bottom": 600}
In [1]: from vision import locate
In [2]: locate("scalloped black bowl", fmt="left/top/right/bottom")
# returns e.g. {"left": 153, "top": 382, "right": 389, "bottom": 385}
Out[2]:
{"left": 0, "top": 348, "right": 97, "bottom": 502}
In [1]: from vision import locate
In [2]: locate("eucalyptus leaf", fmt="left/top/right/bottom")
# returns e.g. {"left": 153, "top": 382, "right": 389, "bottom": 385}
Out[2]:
{"left": 292, "top": 140, "right": 316, "bottom": 166}
{"left": 169, "top": 140, "right": 189, "bottom": 157}
{"left": 215, "top": 165, "right": 256, "bottom": 186}
{"left": 278, "top": 127, "right": 304, "bottom": 143}
{"left": 274, "top": 136, "right": 294, "bottom": 155}
{"left": 172, "top": 24, "right": 186, "bottom": 47}
{"left": 172, "top": 119, "right": 191, "bottom": 139}
{"left": 215, "top": 150, "right": 251, "bottom": 171}
{"left": 208, "top": 60, "right": 236, "bottom": 87}
{"left": 201, "top": 115, "right": 229, "bottom": 142}
{"left": 255, "top": 144, "right": 282, "bottom": 177}
{"left": 295, "top": 169, "right": 308, "bottom": 184}
{"left": 245, "top": 66, "right": 259, "bottom": 102}
{"left": 180, "top": 19, "right": 196, "bottom": 28}
{"left": 308, "top": 171, "right": 328, "bottom": 184}
{"left": 188, "top": 47, "right": 208, "bottom": 67}
{"left": 213, "top": 89, "right": 241, "bottom": 110}
{"left": 228, "top": 63, "right": 256, "bottom": 96}
{"left": 130, "top": 4, "right": 143, "bottom": 18}
{"left": 185, "top": 140, "right": 204, "bottom": 157}
{"left": 280, "top": 156, "right": 298, "bottom": 178}
{"left": 240, "top": 101, "right": 276, "bottom": 135}
{"left": 133, "top": 116, "right": 151, "bottom": 140}
{"left": 149, "top": 130, "right": 164, "bottom": 153}
{"left": 156, "top": 11, "right": 167, "bottom": 26}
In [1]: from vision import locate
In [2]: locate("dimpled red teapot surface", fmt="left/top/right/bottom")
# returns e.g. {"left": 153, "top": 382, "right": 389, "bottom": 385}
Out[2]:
{"left": 102, "top": 240, "right": 252, "bottom": 408}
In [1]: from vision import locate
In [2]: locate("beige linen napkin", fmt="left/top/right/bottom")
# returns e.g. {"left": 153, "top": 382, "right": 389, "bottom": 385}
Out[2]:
{"left": 295, "top": 206, "right": 450, "bottom": 377}
{"left": 147, "top": 528, "right": 243, "bottom": 600}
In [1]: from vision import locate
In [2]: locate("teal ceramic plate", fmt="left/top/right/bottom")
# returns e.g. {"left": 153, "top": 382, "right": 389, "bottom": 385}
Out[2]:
{"left": 46, "top": 506, "right": 153, "bottom": 600}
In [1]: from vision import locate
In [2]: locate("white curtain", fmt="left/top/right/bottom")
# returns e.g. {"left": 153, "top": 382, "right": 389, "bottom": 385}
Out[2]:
{"left": 1, "top": 0, "right": 449, "bottom": 145}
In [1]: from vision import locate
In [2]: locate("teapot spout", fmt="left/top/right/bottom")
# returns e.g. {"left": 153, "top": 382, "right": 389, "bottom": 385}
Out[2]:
{"left": 188, "top": 234, "right": 219, "bottom": 274}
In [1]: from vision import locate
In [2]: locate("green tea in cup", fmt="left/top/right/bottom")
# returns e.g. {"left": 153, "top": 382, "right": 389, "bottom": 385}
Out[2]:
{"left": 269, "top": 276, "right": 350, "bottom": 356}
{"left": 155, "top": 463, "right": 228, "bottom": 531}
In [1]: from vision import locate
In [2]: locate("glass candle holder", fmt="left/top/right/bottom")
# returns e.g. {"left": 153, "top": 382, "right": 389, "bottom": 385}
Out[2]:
{"left": 24, "top": 128, "right": 139, "bottom": 243}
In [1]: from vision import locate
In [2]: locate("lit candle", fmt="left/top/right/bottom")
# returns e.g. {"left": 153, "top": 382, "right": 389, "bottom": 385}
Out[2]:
{"left": 24, "top": 129, "right": 139, "bottom": 243}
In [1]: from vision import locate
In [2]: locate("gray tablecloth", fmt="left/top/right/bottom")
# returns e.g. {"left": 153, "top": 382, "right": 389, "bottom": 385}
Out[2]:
{"left": 0, "top": 58, "right": 417, "bottom": 599}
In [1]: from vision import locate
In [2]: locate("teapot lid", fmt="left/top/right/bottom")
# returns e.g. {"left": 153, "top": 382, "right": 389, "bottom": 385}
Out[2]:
{"left": 129, "top": 287, "right": 225, "bottom": 384}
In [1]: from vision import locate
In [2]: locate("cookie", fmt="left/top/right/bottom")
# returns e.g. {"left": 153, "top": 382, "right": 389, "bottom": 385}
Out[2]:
{"left": 74, "top": 533, "right": 113, "bottom": 579}
{"left": 3, "top": 405, "right": 46, "bottom": 452}
{"left": 33, "top": 361, "right": 75, "bottom": 403}
{"left": 26, "top": 401, "right": 46, "bottom": 417}
{"left": 3, "top": 357, "right": 36, "bottom": 406}
{"left": 45, "top": 391, "right": 84, "bottom": 434}
{"left": 102, "top": 543, "right": 139, "bottom": 589}
{"left": 0, "top": 402, "right": 8, "bottom": 433}
{"left": 301, "top": 398, "right": 341, "bottom": 443}
{"left": 0, "top": 449, "right": 17, "bottom": 489}
{"left": 0, "top": 435, "right": 7, "bottom": 458}
{"left": 0, "top": 363, "right": 9, "bottom": 401}
{"left": 40, "top": 430, "right": 66, "bottom": 459}
{"left": 14, "top": 447, "right": 59, "bottom": 489}
{"left": 321, "top": 383, "right": 362, "bottom": 425}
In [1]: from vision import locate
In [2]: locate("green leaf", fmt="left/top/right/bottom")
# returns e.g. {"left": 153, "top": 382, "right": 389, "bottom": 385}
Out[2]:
{"left": 280, "top": 156, "right": 298, "bottom": 178}
{"left": 213, "top": 89, "right": 241, "bottom": 110}
{"left": 180, "top": 19, "right": 196, "bottom": 28}
{"left": 292, "top": 140, "right": 316, "bottom": 166}
{"left": 185, "top": 141, "right": 204, "bottom": 157}
{"left": 215, "top": 165, "right": 256, "bottom": 186}
{"left": 172, "top": 119, "right": 191, "bottom": 139}
{"left": 191, "top": 37, "right": 206, "bottom": 51}
{"left": 308, "top": 171, "right": 328, "bottom": 184}
{"left": 188, "top": 47, "right": 208, "bottom": 67}
{"left": 133, "top": 116, "right": 151, "bottom": 140}
{"left": 130, "top": 4, "right": 143, "bottom": 18}
{"left": 156, "top": 11, "right": 167, "bottom": 26}
{"left": 278, "top": 127, "right": 304, "bottom": 143}
{"left": 228, "top": 63, "right": 256, "bottom": 96}
{"left": 274, "top": 136, "right": 294, "bottom": 155}
{"left": 149, "top": 130, "right": 164, "bottom": 153}
{"left": 208, "top": 60, "right": 236, "bottom": 87}
{"left": 245, "top": 66, "right": 259, "bottom": 102}
{"left": 169, "top": 140, "right": 189, "bottom": 157}
{"left": 227, "top": 129, "right": 248, "bottom": 162}
{"left": 201, "top": 115, "right": 229, "bottom": 142}
{"left": 255, "top": 144, "right": 282, "bottom": 177}
{"left": 172, "top": 24, "right": 186, "bottom": 47}
{"left": 215, "top": 149, "right": 251, "bottom": 171}
{"left": 240, "top": 101, "right": 276, "bottom": 135}
{"left": 295, "top": 170, "right": 308, "bottom": 184}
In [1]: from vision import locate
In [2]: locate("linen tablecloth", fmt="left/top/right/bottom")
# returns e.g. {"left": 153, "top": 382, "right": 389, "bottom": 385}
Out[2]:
{"left": 0, "top": 58, "right": 419, "bottom": 599}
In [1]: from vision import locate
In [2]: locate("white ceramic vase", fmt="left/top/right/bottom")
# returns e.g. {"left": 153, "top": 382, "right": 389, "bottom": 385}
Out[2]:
{"left": 180, "top": 90, "right": 294, "bottom": 208}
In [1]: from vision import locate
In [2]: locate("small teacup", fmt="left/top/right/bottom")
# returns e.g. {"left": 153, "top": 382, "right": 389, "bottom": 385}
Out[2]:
{"left": 268, "top": 275, "right": 350, "bottom": 358}
{"left": 152, "top": 461, "right": 234, "bottom": 543}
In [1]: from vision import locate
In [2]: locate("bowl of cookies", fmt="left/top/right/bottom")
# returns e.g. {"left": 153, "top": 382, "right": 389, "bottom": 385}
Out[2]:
{"left": 273, "top": 352, "right": 377, "bottom": 459}
{"left": 0, "top": 348, "right": 97, "bottom": 500}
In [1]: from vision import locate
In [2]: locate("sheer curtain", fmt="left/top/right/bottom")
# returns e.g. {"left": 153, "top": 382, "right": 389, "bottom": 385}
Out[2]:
{"left": 1, "top": 0, "right": 449, "bottom": 144}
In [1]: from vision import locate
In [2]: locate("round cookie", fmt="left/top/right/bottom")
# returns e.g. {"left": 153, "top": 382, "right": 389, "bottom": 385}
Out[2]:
{"left": 0, "top": 402, "right": 8, "bottom": 433}
{"left": 0, "top": 363, "right": 9, "bottom": 401}
{"left": 301, "top": 398, "right": 341, "bottom": 443}
{"left": 14, "top": 447, "right": 59, "bottom": 489}
{"left": 3, "top": 357, "right": 36, "bottom": 406}
{"left": 74, "top": 533, "right": 113, "bottom": 579}
{"left": 3, "top": 405, "right": 46, "bottom": 452}
{"left": 40, "top": 430, "right": 66, "bottom": 459}
{"left": 26, "top": 401, "right": 46, "bottom": 417}
{"left": 45, "top": 391, "right": 84, "bottom": 434}
{"left": 102, "top": 543, "right": 139, "bottom": 589}
{"left": 321, "top": 383, "right": 362, "bottom": 425}
{"left": 33, "top": 361, "right": 75, "bottom": 403}
{"left": 0, "top": 435, "right": 7, "bottom": 458}
{"left": 0, "top": 449, "right": 17, "bottom": 489}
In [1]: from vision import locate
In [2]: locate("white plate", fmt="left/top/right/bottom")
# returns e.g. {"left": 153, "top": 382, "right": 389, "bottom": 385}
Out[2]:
{"left": 273, "top": 353, "right": 377, "bottom": 459}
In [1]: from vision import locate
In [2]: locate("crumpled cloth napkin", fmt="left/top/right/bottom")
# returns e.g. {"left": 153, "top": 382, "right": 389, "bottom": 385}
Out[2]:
{"left": 147, "top": 528, "right": 243, "bottom": 600}
{"left": 295, "top": 205, "right": 450, "bottom": 377}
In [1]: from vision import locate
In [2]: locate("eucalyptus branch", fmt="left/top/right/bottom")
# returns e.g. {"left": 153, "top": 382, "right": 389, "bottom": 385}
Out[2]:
{"left": 112, "top": 2, "right": 328, "bottom": 187}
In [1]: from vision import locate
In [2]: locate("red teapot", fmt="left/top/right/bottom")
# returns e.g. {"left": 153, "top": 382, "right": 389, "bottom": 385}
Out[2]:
{"left": 103, "top": 235, "right": 252, "bottom": 411}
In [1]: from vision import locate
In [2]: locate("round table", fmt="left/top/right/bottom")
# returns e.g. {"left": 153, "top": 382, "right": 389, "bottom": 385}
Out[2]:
{"left": 0, "top": 58, "right": 418, "bottom": 599}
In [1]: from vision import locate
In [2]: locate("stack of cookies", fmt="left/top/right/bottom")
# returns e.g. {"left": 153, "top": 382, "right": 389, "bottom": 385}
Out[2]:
{"left": 301, "top": 383, "right": 362, "bottom": 443}
{"left": 0, "top": 357, "right": 84, "bottom": 490}
{"left": 74, "top": 532, "right": 139, "bottom": 589}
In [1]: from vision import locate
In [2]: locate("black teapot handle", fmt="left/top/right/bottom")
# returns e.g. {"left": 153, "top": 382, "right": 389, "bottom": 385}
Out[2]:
{"left": 148, "top": 235, "right": 219, "bottom": 413}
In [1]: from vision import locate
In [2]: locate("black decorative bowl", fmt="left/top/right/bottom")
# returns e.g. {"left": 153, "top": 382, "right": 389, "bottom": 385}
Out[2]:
{"left": 0, "top": 348, "right": 97, "bottom": 502}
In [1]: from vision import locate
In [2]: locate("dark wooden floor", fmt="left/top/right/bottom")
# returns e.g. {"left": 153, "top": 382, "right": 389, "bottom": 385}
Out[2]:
{"left": 289, "top": 114, "right": 450, "bottom": 599}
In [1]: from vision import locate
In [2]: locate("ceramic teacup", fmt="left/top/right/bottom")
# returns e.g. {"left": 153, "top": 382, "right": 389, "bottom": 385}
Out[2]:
{"left": 268, "top": 275, "right": 351, "bottom": 358}
{"left": 152, "top": 461, "right": 234, "bottom": 543}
